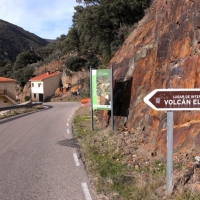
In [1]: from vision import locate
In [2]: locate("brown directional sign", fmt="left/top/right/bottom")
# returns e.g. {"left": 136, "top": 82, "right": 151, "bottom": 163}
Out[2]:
{"left": 144, "top": 89, "right": 200, "bottom": 110}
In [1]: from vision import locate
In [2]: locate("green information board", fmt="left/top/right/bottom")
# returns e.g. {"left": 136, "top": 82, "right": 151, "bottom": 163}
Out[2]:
{"left": 92, "top": 69, "right": 111, "bottom": 110}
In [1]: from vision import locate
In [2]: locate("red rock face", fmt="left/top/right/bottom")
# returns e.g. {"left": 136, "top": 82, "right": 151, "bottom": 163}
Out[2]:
{"left": 109, "top": 0, "right": 200, "bottom": 153}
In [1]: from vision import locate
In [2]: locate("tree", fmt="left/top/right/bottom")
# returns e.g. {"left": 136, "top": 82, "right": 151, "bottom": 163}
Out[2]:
{"left": 77, "top": 5, "right": 114, "bottom": 57}
{"left": 0, "top": 61, "right": 13, "bottom": 77}
{"left": 23, "top": 66, "right": 34, "bottom": 83}
{"left": 70, "top": 0, "right": 151, "bottom": 65}
{"left": 84, "top": 52, "right": 100, "bottom": 69}
{"left": 12, "top": 66, "right": 34, "bottom": 87}
{"left": 12, "top": 69, "right": 24, "bottom": 87}
{"left": 37, "top": 45, "right": 54, "bottom": 59}
{"left": 65, "top": 56, "right": 87, "bottom": 71}
{"left": 61, "top": 27, "right": 80, "bottom": 53}
{"left": 13, "top": 50, "right": 41, "bottom": 71}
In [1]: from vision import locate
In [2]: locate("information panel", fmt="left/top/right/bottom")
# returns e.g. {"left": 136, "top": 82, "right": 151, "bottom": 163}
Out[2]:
{"left": 92, "top": 69, "right": 111, "bottom": 110}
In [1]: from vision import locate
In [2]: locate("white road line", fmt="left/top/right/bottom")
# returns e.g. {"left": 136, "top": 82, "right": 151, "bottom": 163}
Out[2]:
{"left": 68, "top": 118, "right": 70, "bottom": 121}
{"left": 67, "top": 129, "right": 70, "bottom": 134}
{"left": 66, "top": 123, "right": 69, "bottom": 126}
{"left": 73, "top": 153, "right": 80, "bottom": 166}
{"left": 81, "top": 182, "right": 92, "bottom": 200}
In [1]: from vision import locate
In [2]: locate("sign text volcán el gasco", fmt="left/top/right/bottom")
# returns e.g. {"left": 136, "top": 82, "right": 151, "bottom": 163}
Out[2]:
{"left": 165, "top": 94, "right": 200, "bottom": 106}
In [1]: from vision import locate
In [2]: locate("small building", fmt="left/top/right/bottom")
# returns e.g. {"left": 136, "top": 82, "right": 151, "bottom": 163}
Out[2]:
{"left": 0, "top": 77, "right": 17, "bottom": 107}
{"left": 30, "top": 71, "right": 62, "bottom": 102}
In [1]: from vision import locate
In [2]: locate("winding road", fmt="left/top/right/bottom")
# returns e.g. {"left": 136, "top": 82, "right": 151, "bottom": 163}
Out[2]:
{"left": 0, "top": 102, "right": 95, "bottom": 200}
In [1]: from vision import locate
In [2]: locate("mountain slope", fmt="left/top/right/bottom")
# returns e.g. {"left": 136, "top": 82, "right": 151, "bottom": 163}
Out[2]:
{"left": 0, "top": 20, "right": 49, "bottom": 62}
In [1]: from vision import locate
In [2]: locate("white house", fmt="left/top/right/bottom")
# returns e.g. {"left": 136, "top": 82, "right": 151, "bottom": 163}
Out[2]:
{"left": 0, "top": 77, "right": 17, "bottom": 107}
{"left": 30, "top": 71, "right": 62, "bottom": 102}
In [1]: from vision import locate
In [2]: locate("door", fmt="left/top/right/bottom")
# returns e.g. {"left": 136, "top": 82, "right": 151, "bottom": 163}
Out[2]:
{"left": 39, "top": 93, "right": 43, "bottom": 102}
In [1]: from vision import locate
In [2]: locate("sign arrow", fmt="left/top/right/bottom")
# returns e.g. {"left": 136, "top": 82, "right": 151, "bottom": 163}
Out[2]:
{"left": 144, "top": 89, "right": 200, "bottom": 110}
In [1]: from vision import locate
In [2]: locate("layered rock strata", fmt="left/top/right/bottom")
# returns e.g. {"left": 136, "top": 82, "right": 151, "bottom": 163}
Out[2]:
{"left": 109, "top": 0, "right": 200, "bottom": 153}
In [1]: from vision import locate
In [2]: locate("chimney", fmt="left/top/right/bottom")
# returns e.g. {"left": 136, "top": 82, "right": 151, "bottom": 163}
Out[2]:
{"left": 47, "top": 71, "right": 50, "bottom": 75}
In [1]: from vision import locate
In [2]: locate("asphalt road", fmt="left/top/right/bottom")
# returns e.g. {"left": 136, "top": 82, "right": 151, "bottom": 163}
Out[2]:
{"left": 0, "top": 102, "right": 95, "bottom": 200}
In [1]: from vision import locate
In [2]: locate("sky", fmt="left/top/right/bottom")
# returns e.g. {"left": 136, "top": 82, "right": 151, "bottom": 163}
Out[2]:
{"left": 0, "top": 0, "right": 78, "bottom": 39}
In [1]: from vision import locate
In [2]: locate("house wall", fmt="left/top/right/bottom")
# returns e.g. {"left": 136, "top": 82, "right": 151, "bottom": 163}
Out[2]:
{"left": 31, "top": 93, "right": 38, "bottom": 102}
{"left": 30, "top": 81, "right": 42, "bottom": 101}
{"left": 43, "top": 74, "right": 62, "bottom": 100}
{"left": 31, "top": 81, "right": 44, "bottom": 94}
{"left": 31, "top": 73, "right": 61, "bottom": 101}
{"left": 0, "top": 96, "right": 14, "bottom": 107}
{"left": 0, "top": 81, "right": 16, "bottom": 106}
{"left": 0, "top": 82, "right": 16, "bottom": 99}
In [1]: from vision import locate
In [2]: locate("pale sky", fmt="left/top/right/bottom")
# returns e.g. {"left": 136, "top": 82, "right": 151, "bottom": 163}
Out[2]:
{"left": 0, "top": 0, "right": 78, "bottom": 39}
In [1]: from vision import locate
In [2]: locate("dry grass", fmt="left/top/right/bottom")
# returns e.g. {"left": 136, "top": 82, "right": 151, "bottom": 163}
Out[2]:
{"left": 73, "top": 106, "right": 200, "bottom": 200}
{"left": 0, "top": 106, "right": 45, "bottom": 120}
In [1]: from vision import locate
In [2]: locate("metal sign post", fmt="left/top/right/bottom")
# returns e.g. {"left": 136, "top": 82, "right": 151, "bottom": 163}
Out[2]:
{"left": 90, "top": 67, "right": 94, "bottom": 131}
{"left": 144, "top": 88, "right": 200, "bottom": 194}
{"left": 167, "top": 110, "right": 174, "bottom": 194}
{"left": 111, "top": 67, "right": 114, "bottom": 133}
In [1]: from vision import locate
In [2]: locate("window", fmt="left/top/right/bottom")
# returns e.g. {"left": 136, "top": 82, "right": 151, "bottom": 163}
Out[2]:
{"left": 32, "top": 83, "right": 34, "bottom": 87}
{"left": 34, "top": 94, "right": 36, "bottom": 98}
{"left": 38, "top": 83, "right": 41, "bottom": 87}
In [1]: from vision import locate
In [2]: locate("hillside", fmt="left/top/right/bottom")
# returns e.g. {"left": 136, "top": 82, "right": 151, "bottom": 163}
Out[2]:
{"left": 0, "top": 20, "right": 49, "bottom": 62}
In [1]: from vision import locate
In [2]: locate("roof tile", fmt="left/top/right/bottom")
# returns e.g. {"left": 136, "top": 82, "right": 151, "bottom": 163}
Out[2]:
{"left": 0, "top": 77, "right": 16, "bottom": 82}
{"left": 30, "top": 71, "right": 62, "bottom": 81}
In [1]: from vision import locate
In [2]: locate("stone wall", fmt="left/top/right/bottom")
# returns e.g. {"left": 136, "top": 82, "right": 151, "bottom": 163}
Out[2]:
{"left": 109, "top": 0, "right": 200, "bottom": 153}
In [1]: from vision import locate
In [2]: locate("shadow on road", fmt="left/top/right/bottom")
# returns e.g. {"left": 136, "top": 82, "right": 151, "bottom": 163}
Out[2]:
{"left": 0, "top": 105, "right": 53, "bottom": 125}
{"left": 58, "top": 138, "right": 79, "bottom": 149}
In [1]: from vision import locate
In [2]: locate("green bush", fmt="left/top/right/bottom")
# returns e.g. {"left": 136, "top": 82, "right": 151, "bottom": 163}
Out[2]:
{"left": 12, "top": 66, "right": 34, "bottom": 87}
{"left": 13, "top": 50, "right": 42, "bottom": 71}
{"left": 65, "top": 56, "right": 86, "bottom": 71}
{"left": 24, "top": 96, "right": 31, "bottom": 101}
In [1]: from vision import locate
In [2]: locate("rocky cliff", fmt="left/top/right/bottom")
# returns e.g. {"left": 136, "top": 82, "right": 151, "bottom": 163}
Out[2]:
{"left": 109, "top": 0, "right": 200, "bottom": 154}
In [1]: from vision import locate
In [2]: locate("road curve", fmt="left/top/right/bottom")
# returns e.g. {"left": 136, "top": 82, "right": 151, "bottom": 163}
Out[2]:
{"left": 0, "top": 102, "right": 95, "bottom": 200}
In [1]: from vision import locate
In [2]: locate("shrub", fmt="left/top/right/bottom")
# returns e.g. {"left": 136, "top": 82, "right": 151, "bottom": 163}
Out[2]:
{"left": 65, "top": 56, "right": 86, "bottom": 71}
{"left": 24, "top": 96, "right": 31, "bottom": 101}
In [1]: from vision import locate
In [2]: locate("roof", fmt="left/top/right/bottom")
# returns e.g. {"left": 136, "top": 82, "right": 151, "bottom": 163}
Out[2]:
{"left": 0, "top": 77, "right": 16, "bottom": 82}
{"left": 29, "top": 71, "right": 62, "bottom": 81}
